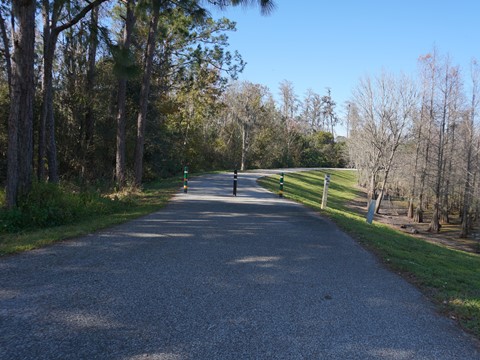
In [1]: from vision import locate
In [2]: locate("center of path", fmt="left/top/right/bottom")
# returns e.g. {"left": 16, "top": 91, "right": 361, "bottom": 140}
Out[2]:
{"left": 1, "top": 171, "right": 479, "bottom": 359}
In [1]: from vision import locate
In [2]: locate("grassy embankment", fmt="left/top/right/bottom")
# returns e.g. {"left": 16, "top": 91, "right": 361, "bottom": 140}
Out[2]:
{"left": 0, "top": 178, "right": 181, "bottom": 255}
{"left": 258, "top": 169, "right": 480, "bottom": 338}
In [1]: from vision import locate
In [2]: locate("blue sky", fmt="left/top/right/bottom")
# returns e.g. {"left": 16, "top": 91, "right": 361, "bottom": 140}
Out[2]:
{"left": 210, "top": 1, "right": 480, "bottom": 134}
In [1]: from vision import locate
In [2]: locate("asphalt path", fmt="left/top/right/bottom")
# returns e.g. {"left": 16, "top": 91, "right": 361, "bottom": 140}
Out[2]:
{"left": 1, "top": 170, "right": 479, "bottom": 359}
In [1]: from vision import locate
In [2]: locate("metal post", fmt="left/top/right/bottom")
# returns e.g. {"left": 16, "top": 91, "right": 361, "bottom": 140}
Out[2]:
{"left": 279, "top": 172, "right": 284, "bottom": 198}
{"left": 321, "top": 174, "right": 330, "bottom": 209}
{"left": 183, "top": 166, "right": 188, "bottom": 193}
{"left": 233, "top": 169, "right": 238, "bottom": 196}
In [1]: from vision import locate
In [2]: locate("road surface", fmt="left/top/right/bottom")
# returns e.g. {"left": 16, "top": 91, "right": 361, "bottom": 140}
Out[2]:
{"left": 0, "top": 170, "right": 478, "bottom": 359}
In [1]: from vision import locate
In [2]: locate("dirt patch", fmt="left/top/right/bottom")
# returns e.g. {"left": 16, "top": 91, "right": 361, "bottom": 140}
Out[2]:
{"left": 348, "top": 189, "right": 480, "bottom": 254}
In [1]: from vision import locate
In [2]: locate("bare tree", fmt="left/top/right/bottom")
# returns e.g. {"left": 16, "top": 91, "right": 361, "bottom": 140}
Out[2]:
{"left": 321, "top": 88, "right": 338, "bottom": 135}
{"left": 429, "top": 55, "right": 455, "bottom": 233}
{"left": 414, "top": 52, "right": 439, "bottom": 223}
{"left": 350, "top": 72, "right": 417, "bottom": 213}
{"left": 460, "top": 59, "right": 479, "bottom": 238}
{"left": 222, "top": 81, "right": 270, "bottom": 170}
{"left": 279, "top": 79, "right": 300, "bottom": 166}
{"left": 302, "top": 89, "right": 322, "bottom": 132}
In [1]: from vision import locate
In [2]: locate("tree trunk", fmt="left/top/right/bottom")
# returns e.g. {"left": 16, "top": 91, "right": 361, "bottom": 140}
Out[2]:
{"left": 408, "top": 119, "right": 424, "bottom": 218}
{"left": 134, "top": 3, "right": 160, "bottom": 187}
{"left": 413, "top": 206, "right": 423, "bottom": 223}
{"left": 416, "top": 115, "right": 433, "bottom": 223}
{"left": 367, "top": 172, "right": 376, "bottom": 208}
{"left": 375, "top": 187, "right": 384, "bottom": 214}
{"left": 241, "top": 123, "right": 247, "bottom": 171}
{"left": 407, "top": 199, "right": 414, "bottom": 218}
{"left": 375, "top": 146, "right": 398, "bottom": 214}
{"left": 441, "top": 119, "right": 456, "bottom": 225}
{"left": 7, "top": 0, "right": 36, "bottom": 208}
{"left": 83, "top": 5, "right": 99, "bottom": 174}
{"left": 0, "top": 12, "right": 12, "bottom": 94}
{"left": 429, "top": 59, "right": 449, "bottom": 233}
{"left": 115, "top": 0, "right": 135, "bottom": 188}
{"left": 42, "top": 31, "right": 60, "bottom": 183}
{"left": 40, "top": 0, "right": 108, "bottom": 183}
{"left": 39, "top": 16, "right": 59, "bottom": 182}
{"left": 460, "top": 81, "right": 476, "bottom": 238}
{"left": 38, "top": 0, "right": 50, "bottom": 181}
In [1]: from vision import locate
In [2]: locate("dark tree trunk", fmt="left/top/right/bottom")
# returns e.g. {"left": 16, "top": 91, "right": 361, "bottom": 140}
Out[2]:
{"left": 39, "top": 0, "right": 109, "bottom": 183}
{"left": 116, "top": 0, "right": 135, "bottom": 188}
{"left": 134, "top": 3, "right": 160, "bottom": 187}
{"left": 84, "top": 6, "right": 99, "bottom": 150}
{"left": 39, "top": 23, "right": 59, "bottom": 183}
{"left": 80, "top": 6, "right": 99, "bottom": 179}
{"left": 38, "top": 0, "right": 50, "bottom": 181}
{"left": 0, "top": 12, "right": 12, "bottom": 94}
{"left": 7, "top": 0, "right": 36, "bottom": 208}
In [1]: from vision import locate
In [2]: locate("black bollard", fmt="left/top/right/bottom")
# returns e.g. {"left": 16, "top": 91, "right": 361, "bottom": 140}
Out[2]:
{"left": 279, "top": 172, "right": 284, "bottom": 198}
{"left": 233, "top": 169, "right": 238, "bottom": 196}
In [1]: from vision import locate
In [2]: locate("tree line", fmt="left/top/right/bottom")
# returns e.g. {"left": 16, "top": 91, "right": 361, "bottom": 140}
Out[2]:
{"left": 0, "top": 0, "right": 346, "bottom": 209}
{"left": 348, "top": 49, "right": 480, "bottom": 238}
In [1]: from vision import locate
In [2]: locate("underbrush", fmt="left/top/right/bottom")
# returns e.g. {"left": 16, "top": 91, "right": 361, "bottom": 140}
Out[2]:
{"left": 0, "top": 182, "right": 133, "bottom": 232}
{"left": 0, "top": 178, "right": 180, "bottom": 254}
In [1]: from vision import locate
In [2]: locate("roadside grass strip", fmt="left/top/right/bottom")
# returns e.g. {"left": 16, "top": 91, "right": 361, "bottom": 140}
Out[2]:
{"left": 0, "top": 178, "right": 181, "bottom": 256}
{"left": 258, "top": 169, "right": 480, "bottom": 338}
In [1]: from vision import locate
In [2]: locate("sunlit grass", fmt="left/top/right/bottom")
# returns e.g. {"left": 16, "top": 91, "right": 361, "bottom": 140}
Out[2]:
{"left": 258, "top": 169, "right": 480, "bottom": 338}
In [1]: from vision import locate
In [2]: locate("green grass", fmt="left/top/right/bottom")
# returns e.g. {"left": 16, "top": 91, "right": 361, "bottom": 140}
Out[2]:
{"left": 0, "top": 178, "right": 181, "bottom": 255}
{"left": 258, "top": 169, "right": 480, "bottom": 338}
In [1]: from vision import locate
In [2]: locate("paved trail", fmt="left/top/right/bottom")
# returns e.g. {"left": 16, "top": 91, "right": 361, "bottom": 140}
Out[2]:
{"left": 1, "top": 171, "right": 479, "bottom": 359}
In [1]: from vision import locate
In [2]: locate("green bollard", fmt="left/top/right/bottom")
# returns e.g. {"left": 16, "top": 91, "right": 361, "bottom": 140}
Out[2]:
{"left": 279, "top": 172, "right": 284, "bottom": 198}
{"left": 183, "top": 166, "right": 188, "bottom": 193}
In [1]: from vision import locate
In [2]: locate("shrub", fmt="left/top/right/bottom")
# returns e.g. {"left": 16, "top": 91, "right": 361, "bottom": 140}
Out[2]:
{"left": 0, "top": 182, "right": 126, "bottom": 233}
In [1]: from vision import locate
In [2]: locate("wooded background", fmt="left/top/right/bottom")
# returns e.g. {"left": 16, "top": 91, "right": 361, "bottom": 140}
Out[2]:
{"left": 348, "top": 51, "right": 480, "bottom": 237}
{"left": 0, "top": 0, "right": 344, "bottom": 207}
{"left": 2, "top": 1, "right": 479, "bottom": 239}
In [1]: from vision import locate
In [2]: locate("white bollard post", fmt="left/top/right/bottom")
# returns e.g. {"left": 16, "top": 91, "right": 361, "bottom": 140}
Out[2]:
{"left": 321, "top": 174, "right": 330, "bottom": 209}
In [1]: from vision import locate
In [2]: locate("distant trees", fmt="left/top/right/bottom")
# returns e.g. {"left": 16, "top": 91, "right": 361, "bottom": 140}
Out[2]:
{"left": 349, "top": 72, "right": 417, "bottom": 213}
{"left": 0, "top": 0, "right": 348, "bottom": 211}
{"left": 0, "top": 0, "right": 279, "bottom": 207}
{"left": 348, "top": 50, "right": 480, "bottom": 238}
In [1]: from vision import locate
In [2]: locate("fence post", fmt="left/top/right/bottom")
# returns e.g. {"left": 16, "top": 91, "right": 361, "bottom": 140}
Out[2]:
{"left": 183, "top": 166, "right": 188, "bottom": 193}
{"left": 233, "top": 169, "right": 238, "bottom": 196}
{"left": 279, "top": 172, "right": 284, "bottom": 198}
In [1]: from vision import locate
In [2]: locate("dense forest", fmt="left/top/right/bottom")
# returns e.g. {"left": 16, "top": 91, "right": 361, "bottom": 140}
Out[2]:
{"left": 0, "top": 0, "right": 345, "bottom": 210}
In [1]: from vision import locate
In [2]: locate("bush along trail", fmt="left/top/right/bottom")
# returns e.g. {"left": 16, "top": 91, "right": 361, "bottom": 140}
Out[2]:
{"left": 258, "top": 169, "right": 480, "bottom": 339}
{"left": 0, "top": 178, "right": 181, "bottom": 255}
